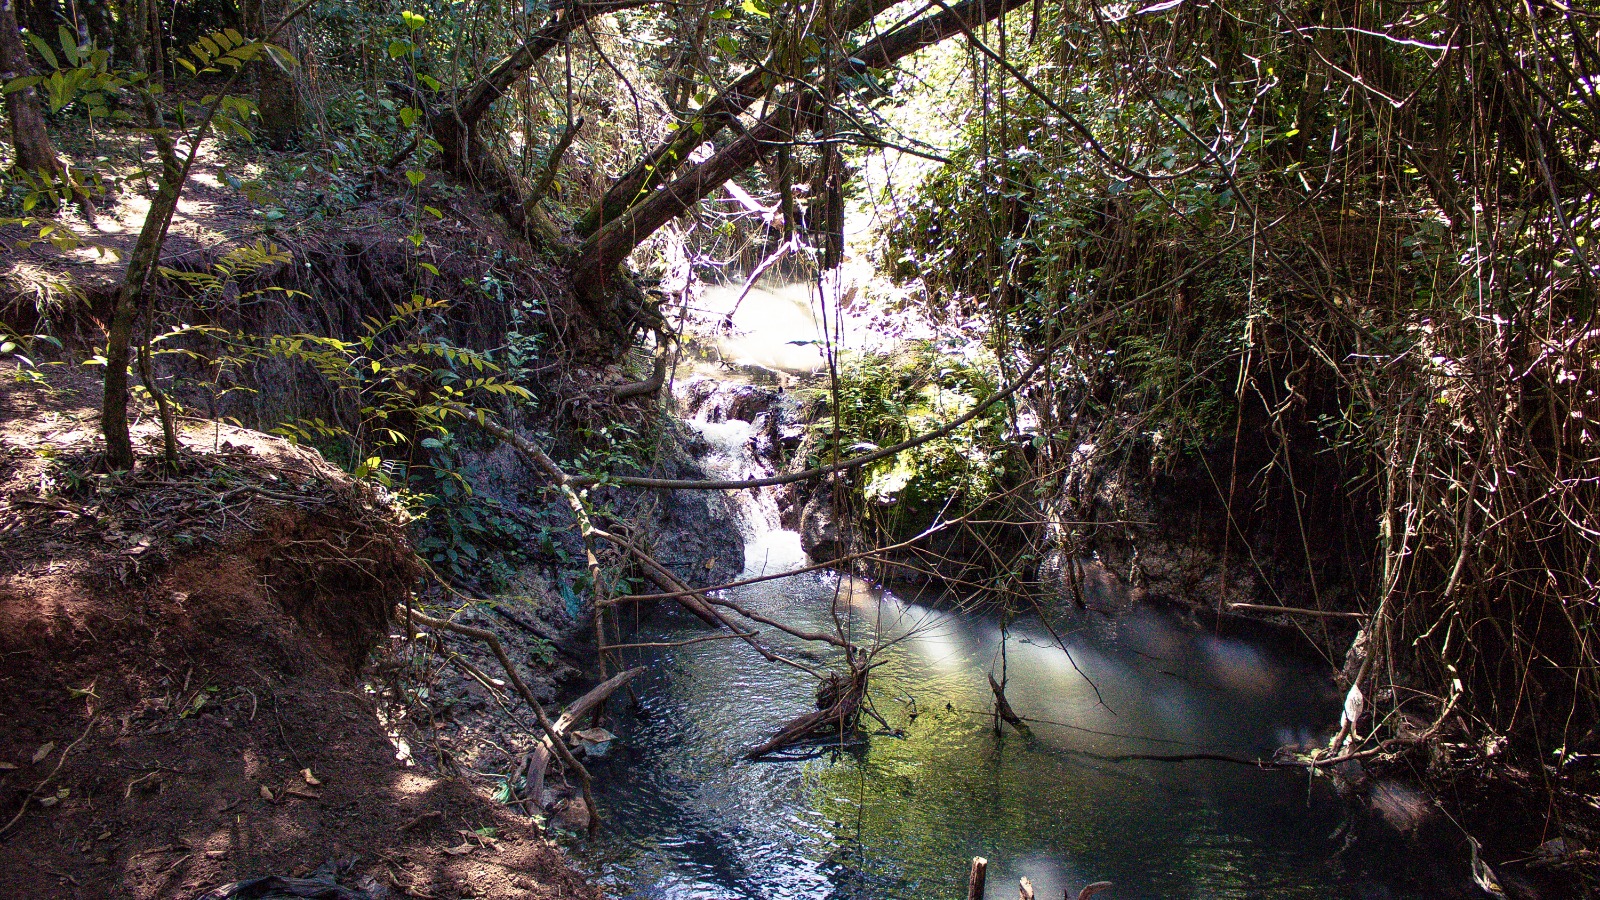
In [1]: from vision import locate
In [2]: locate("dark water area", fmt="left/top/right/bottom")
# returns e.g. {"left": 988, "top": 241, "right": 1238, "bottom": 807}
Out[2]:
{"left": 571, "top": 530, "right": 1463, "bottom": 899}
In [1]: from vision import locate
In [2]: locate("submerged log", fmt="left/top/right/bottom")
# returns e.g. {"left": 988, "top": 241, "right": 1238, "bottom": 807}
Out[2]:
{"left": 745, "top": 670, "right": 868, "bottom": 758}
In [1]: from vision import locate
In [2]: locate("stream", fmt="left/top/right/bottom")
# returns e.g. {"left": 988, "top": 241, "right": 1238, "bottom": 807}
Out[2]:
{"left": 568, "top": 286, "right": 1453, "bottom": 899}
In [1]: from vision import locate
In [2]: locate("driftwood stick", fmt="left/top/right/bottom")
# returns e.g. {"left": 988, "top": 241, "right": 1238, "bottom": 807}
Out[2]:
{"left": 1075, "top": 882, "right": 1114, "bottom": 900}
{"left": 488, "top": 603, "right": 558, "bottom": 640}
{"left": 989, "top": 673, "right": 1026, "bottom": 730}
{"left": 591, "top": 528, "right": 720, "bottom": 625}
{"left": 1227, "top": 602, "right": 1366, "bottom": 619}
{"left": 600, "top": 632, "right": 751, "bottom": 651}
{"left": 522, "top": 667, "right": 641, "bottom": 813}
{"left": 967, "top": 857, "right": 988, "bottom": 900}
{"left": 407, "top": 608, "right": 601, "bottom": 833}
{"left": 553, "top": 668, "right": 642, "bottom": 734}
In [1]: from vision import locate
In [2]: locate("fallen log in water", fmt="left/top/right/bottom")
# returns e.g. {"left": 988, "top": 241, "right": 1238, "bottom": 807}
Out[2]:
{"left": 745, "top": 670, "right": 868, "bottom": 759}
{"left": 520, "top": 667, "right": 642, "bottom": 814}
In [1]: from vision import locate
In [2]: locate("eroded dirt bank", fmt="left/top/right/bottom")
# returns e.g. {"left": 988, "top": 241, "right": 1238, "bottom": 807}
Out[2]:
{"left": 0, "top": 371, "right": 598, "bottom": 900}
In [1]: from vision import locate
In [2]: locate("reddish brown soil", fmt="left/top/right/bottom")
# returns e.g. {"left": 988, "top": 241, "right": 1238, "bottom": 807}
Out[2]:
{"left": 0, "top": 369, "right": 599, "bottom": 899}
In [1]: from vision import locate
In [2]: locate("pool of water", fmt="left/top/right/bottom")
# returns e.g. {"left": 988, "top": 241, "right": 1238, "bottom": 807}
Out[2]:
{"left": 573, "top": 530, "right": 1450, "bottom": 899}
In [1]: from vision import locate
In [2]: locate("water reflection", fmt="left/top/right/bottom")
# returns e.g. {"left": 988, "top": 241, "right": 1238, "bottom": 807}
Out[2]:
{"left": 578, "top": 531, "right": 1433, "bottom": 899}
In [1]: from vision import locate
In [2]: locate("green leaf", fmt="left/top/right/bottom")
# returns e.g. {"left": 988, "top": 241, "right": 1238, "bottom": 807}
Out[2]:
{"left": 405, "top": 169, "right": 426, "bottom": 186}
{"left": 387, "top": 39, "right": 412, "bottom": 59}
{"left": 399, "top": 106, "right": 422, "bottom": 127}
{"left": 741, "top": 0, "right": 770, "bottom": 17}
{"left": 26, "top": 33, "right": 59, "bottom": 70}
{"left": 57, "top": 25, "right": 80, "bottom": 66}
{"left": 2, "top": 75, "right": 42, "bottom": 95}
{"left": 263, "top": 42, "right": 295, "bottom": 71}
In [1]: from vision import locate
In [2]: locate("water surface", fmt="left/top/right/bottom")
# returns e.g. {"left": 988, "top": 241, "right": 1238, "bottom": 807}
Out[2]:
{"left": 575, "top": 530, "right": 1441, "bottom": 899}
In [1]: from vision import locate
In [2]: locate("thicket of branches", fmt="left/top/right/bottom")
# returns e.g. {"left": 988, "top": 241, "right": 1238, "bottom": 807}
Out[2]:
{"left": 882, "top": 0, "right": 1600, "bottom": 772}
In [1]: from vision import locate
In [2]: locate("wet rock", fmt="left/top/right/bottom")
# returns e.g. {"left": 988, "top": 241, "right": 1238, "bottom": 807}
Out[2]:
{"left": 620, "top": 444, "right": 745, "bottom": 587}
{"left": 553, "top": 797, "right": 590, "bottom": 831}
{"left": 800, "top": 493, "right": 847, "bottom": 562}
{"left": 459, "top": 425, "right": 744, "bottom": 591}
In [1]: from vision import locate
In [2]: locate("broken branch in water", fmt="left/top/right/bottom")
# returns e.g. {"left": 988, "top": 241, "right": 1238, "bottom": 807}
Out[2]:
{"left": 745, "top": 668, "right": 870, "bottom": 759}
{"left": 519, "top": 667, "right": 641, "bottom": 814}
{"left": 988, "top": 673, "right": 1027, "bottom": 731}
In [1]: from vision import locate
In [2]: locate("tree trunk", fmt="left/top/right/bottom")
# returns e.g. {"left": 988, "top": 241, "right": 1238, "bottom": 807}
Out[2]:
{"left": 113, "top": 0, "right": 149, "bottom": 72}
{"left": 574, "top": 0, "right": 902, "bottom": 238}
{"left": 0, "top": 0, "right": 63, "bottom": 175}
{"left": 145, "top": 0, "right": 164, "bottom": 85}
{"left": 102, "top": 94, "right": 183, "bottom": 471}
{"left": 433, "top": 0, "right": 651, "bottom": 177}
{"left": 570, "top": 0, "right": 1033, "bottom": 297}
{"left": 244, "top": 0, "right": 304, "bottom": 149}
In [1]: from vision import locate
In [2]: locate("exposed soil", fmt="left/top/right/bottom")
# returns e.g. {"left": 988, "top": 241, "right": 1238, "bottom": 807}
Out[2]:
{"left": 0, "top": 367, "right": 599, "bottom": 900}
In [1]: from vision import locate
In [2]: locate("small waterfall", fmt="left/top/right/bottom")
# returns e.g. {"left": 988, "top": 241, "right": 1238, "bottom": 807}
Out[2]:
{"left": 675, "top": 377, "right": 794, "bottom": 541}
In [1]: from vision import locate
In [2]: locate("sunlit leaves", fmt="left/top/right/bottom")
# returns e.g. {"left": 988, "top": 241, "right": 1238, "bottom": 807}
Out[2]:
{"left": 174, "top": 29, "right": 266, "bottom": 76}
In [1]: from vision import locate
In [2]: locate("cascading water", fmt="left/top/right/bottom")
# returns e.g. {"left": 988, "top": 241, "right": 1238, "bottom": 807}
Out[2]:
{"left": 674, "top": 377, "right": 789, "bottom": 540}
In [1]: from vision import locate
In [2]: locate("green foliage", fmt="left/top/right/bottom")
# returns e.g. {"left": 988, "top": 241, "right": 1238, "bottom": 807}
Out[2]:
{"left": 247, "top": 281, "right": 537, "bottom": 583}
{"left": 1, "top": 327, "right": 63, "bottom": 387}
{"left": 567, "top": 421, "right": 648, "bottom": 486}
{"left": 812, "top": 342, "right": 1009, "bottom": 535}
{"left": 158, "top": 241, "right": 295, "bottom": 299}
{"left": 408, "top": 430, "right": 539, "bottom": 585}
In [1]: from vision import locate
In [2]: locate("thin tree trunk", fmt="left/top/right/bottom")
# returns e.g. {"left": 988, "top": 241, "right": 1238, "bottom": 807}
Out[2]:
{"left": 0, "top": 0, "right": 63, "bottom": 175}
{"left": 145, "top": 0, "right": 164, "bottom": 85}
{"left": 114, "top": 0, "right": 149, "bottom": 72}
{"left": 570, "top": 0, "right": 1032, "bottom": 298}
{"left": 102, "top": 94, "right": 182, "bottom": 471}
